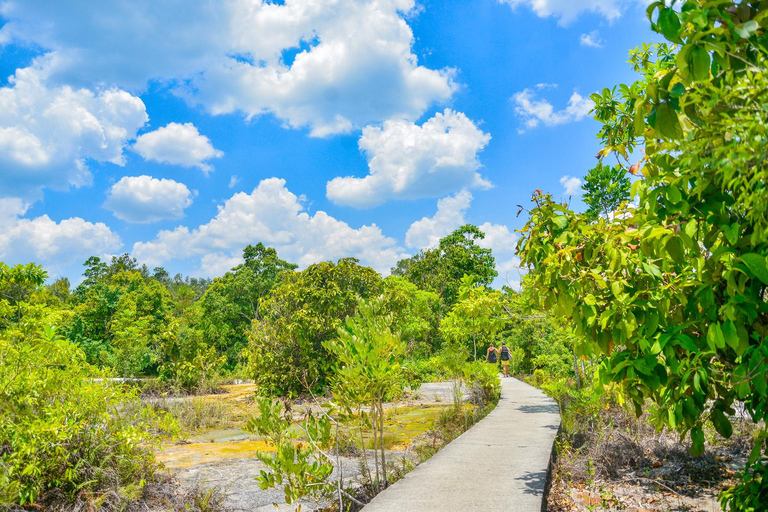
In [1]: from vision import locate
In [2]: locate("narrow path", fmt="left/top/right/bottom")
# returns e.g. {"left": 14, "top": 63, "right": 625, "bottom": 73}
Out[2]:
{"left": 363, "top": 377, "right": 560, "bottom": 512}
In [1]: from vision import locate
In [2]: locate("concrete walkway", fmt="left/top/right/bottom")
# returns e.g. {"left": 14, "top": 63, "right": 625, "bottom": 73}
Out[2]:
{"left": 363, "top": 377, "right": 560, "bottom": 512}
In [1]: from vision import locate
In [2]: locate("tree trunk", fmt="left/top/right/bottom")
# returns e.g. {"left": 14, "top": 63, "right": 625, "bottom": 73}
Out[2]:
{"left": 379, "top": 399, "right": 388, "bottom": 489}
{"left": 370, "top": 405, "right": 380, "bottom": 493}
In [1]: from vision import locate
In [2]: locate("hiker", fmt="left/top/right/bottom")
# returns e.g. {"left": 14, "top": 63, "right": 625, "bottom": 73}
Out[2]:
{"left": 486, "top": 343, "right": 498, "bottom": 366}
{"left": 499, "top": 342, "right": 511, "bottom": 377}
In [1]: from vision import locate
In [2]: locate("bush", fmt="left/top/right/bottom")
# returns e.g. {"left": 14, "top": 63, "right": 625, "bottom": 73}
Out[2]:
{"left": 401, "top": 357, "right": 446, "bottom": 385}
{"left": 154, "top": 397, "right": 228, "bottom": 432}
{"left": 0, "top": 326, "right": 176, "bottom": 507}
{"left": 463, "top": 360, "right": 501, "bottom": 405}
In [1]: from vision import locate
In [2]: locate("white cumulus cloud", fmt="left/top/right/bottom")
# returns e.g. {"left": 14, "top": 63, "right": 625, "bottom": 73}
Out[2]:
{"left": 580, "top": 30, "right": 605, "bottom": 48}
{"left": 0, "top": 57, "right": 148, "bottom": 199}
{"left": 404, "top": 191, "right": 521, "bottom": 289}
{"left": 132, "top": 177, "right": 408, "bottom": 276}
{"left": 104, "top": 175, "right": 194, "bottom": 224}
{"left": 0, "top": 197, "right": 122, "bottom": 277}
{"left": 498, "top": 0, "right": 625, "bottom": 25}
{"left": 405, "top": 190, "right": 473, "bottom": 249}
{"left": 476, "top": 222, "right": 522, "bottom": 290}
{"left": 560, "top": 175, "right": 583, "bottom": 195}
{"left": 133, "top": 123, "right": 223, "bottom": 173}
{"left": 0, "top": 0, "right": 456, "bottom": 137}
{"left": 327, "top": 110, "right": 491, "bottom": 208}
{"left": 512, "top": 88, "right": 594, "bottom": 131}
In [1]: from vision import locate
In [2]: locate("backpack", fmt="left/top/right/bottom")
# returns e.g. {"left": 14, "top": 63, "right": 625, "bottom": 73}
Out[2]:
{"left": 500, "top": 346, "right": 510, "bottom": 361}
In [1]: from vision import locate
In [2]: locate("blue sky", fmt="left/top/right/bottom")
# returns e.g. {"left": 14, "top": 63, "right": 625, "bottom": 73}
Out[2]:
{"left": 0, "top": 0, "right": 653, "bottom": 288}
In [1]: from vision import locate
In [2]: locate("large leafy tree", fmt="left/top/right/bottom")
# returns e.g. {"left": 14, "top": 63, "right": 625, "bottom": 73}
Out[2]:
{"left": 245, "top": 258, "right": 382, "bottom": 396}
{"left": 440, "top": 275, "right": 504, "bottom": 361}
{"left": 581, "top": 163, "right": 631, "bottom": 220}
{"left": 393, "top": 224, "right": 497, "bottom": 307}
{"left": 67, "top": 270, "right": 176, "bottom": 376}
{"left": 380, "top": 276, "right": 441, "bottom": 355}
{"left": 197, "top": 243, "right": 297, "bottom": 367}
{"left": 518, "top": 2, "right": 768, "bottom": 507}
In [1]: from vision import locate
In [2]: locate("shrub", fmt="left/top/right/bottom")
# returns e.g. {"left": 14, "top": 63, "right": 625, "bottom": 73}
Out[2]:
{"left": 0, "top": 326, "right": 176, "bottom": 507}
{"left": 463, "top": 360, "right": 501, "bottom": 405}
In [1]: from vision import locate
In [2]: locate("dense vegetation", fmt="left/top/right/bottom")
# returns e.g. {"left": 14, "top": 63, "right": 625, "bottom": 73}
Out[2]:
{"left": 5, "top": 1, "right": 766, "bottom": 509}
{"left": 1, "top": 225, "right": 574, "bottom": 508}
{"left": 519, "top": 1, "right": 768, "bottom": 508}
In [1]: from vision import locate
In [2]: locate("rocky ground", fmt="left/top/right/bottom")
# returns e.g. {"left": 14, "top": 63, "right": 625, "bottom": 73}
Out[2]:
{"left": 546, "top": 404, "right": 755, "bottom": 512}
{"left": 153, "top": 381, "right": 467, "bottom": 511}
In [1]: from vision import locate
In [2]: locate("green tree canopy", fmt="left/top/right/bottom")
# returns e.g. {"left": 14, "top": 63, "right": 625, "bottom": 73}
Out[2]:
{"left": 392, "top": 224, "right": 497, "bottom": 307}
{"left": 197, "top": 243, "right": 297, "bottom": 367}
{"left": 581, "top": 162, "right": 631, "bottom": 220}
{"left": 245, "top": 257, "right": 382, "bottom": 396}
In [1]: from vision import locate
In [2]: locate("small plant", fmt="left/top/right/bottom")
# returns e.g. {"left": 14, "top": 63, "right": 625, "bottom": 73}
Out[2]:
{"left": 246, "top": 397, "right": 363, "bottom": 510}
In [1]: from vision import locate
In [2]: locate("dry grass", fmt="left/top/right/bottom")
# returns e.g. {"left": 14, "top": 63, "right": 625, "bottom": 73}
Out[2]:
{"left": 8, "top": 475, "right": 228, "bottom": 512}
{"left": 547, "top": 402, "right": 760, "bottom": 511}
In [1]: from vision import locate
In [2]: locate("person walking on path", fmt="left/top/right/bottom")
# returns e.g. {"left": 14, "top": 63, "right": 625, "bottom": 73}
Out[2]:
{"left": 486, "top": 343, "right": 498, "bottom": 367}
{"left": 499, "top": 342, "right": 511, "bottom": 377}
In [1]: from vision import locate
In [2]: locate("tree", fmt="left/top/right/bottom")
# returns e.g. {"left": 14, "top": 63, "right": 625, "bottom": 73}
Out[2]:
{"left": 393, "top": 225, "right": 497, "bottom": 307}
{"left": 66, "top": 270, "right": 176, "bottom": 376}
{"left": 380, "top": 276, "right": 441, "bottom": 355}
{"left": 440, "top": 275, "right": 504, "bottom": 361}
{"left": 0, "top": 262, "right": 174, "bottom": 507}
{"left": 245, "top": 258, "right": 382, "bottom": 396}
{"left": 323, "top": 297, "right": 407, "bottom": 492}
{"left": 198, "top": 243, "right": 296, "bottom": 367}
{"left": 517, "top": 2, "right": 768, "bottom": 507}
{"left": 581, "top": 163, "right": 631, "bottom": 220}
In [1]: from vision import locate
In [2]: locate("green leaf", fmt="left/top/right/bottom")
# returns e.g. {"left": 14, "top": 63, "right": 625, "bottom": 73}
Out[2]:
{"left": 722, "top": 224, "right": 739, "bottom": 245}
{"left": 634, "top": 98, "right": 647, "bottom": 134}
{"left": 707, "top": 323, "right": 725, "bottom": 350}
{"left": 655, "top": 102, "right": 683, "bottom": 140}
{"left": 658, "top": 8, "right": 681, "bottom": 42}
{"left": 722, "top": 320, "right": 740, "bottom": 353}
{"left": 741, "top": 253, "right": 768, "bottom": 285}
{"left": 669, "top": 82, "right": 686, "bottom": 98}
{"left": 711, "top": 408, "right": 733, "bottom": 439}
{"left": 666, "top": 184, "right": 682, "bottom": 204}
{"left": 690, "top": 426, "right": 704, "bottom": 456}
{"left": 665, "top": 236, "right": 685, "bottom": 264}
{"left": 553, "top": 215, "right": 569, "bottom": 229}
{"left": 689, "top": 46, "right": 711, "bottom": 81}
{"left": 736, "top": 20, "right": 759, "bottom": 39}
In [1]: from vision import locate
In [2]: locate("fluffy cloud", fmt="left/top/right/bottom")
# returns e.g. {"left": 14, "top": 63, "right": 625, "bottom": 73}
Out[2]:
{"left": 498, "top": 0, "right": 625, "bottom": 25}
{"left": 476, "top": 222, "right": 522, "bottom": 290}
{"left": 512, "top": 88, "right": 594, "bottom": 131}
{"left": 133, "top": 123, "right": 223, "bottom": 173}
{"left": 404, "top": 191, "right": 521, "bottom": 289}
{"left": 560, "top": 175, "right": 583, "bottom": 195}
{"left": 580, "top": 30, "right": 605, "bottom": 48}
{"left": 405, "top": 190, "right": 473, "bottom": 249}
{"left": 132, "top": 178, "right": 408, "bottom": 276}
{"left": 327, "top": 110, "right": 491, "bottom": 208}
{"left": 1, "top": 0, "right": 456, "bottom": 137}
{"left": 0, "top": 57, "right": 148, "bottom": 199}
{"left": 0, "top": 198, "right": 122, "bottom": 277}
{"left": 103, "top": 175, "right": 194, "bottom": 224}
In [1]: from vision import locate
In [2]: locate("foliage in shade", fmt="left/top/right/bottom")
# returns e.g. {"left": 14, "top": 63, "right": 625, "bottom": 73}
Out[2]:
{"left": 517, "top": 1, "right": 768, "bottom": 508}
